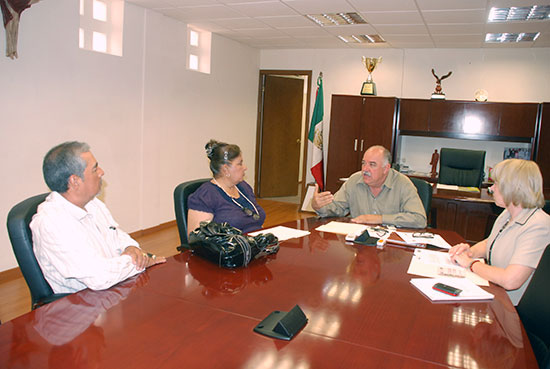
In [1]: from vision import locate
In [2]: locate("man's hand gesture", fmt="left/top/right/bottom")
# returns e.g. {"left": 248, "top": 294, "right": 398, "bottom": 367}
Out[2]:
{"left": 311, "top": 184, "right": 334, "bottom": 211}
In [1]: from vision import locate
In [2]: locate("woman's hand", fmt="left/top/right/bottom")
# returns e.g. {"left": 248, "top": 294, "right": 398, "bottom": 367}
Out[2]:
{"left": 449, "top": 243, "right": 473, "bottom": 267}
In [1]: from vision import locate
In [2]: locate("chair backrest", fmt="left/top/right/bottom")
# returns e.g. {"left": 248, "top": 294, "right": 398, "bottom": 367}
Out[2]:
{"left": 543, "top": 200, "right": 550, "bottom": 215}
{"left": 6, "top": 193, "right": 54, "bottom": 308}
{"left": 439, "top": 148, "right": 486, "bottom": 188}
{"left": 517, "top": 244, "right": 550, "bottom": 367}
{"left": 174, "top": 178, "right": 210, "bottom": 246}
{"left": 409, "top": 177, "right": 433, "bottom": 225}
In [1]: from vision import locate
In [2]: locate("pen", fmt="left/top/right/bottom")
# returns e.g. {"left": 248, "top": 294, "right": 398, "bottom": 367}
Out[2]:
{"left": 385, "top": 239, "right": 423, "bottom": 248}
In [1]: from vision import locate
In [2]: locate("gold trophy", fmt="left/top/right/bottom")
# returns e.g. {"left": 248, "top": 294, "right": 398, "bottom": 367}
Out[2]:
{"left": 361, "top": 57, "right": 382, "bottom": 96}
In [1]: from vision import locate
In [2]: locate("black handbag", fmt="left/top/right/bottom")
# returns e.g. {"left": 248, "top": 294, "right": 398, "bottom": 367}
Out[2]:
{"left": 186, "top": 221, "right": 279, "bottom": 268}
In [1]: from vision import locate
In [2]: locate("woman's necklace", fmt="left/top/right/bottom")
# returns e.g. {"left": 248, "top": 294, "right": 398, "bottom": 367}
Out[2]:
{"left": 212, "top": 178, "right": 260, "bottom": 220}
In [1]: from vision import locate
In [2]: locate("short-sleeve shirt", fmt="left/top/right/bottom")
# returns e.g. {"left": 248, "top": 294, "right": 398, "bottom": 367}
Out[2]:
{"left": 486, "top": 207, "right": 550, "bottom": 305}
{"left": 316, "top": 169, "right": 427, "bottom": 228}
{"left": 187, "top": 181, "right": 266, "bottom": 233}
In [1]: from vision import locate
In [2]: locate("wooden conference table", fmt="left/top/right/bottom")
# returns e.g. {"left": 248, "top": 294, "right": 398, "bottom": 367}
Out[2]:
{"left": 0, "top": 217, "right": 538, "bottom": 369}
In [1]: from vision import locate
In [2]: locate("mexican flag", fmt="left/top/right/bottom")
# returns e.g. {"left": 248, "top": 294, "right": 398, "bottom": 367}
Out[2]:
{"left": 308, "top": 73, "right": 324, "bottom": 190}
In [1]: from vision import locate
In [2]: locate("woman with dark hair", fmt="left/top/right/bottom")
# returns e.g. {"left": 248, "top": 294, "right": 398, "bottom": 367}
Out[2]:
{"left": 187, "top": 139, "right": 266, "bottom": 234}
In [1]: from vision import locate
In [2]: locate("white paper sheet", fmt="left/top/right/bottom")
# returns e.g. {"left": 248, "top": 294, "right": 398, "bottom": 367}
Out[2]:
{"left": 396, "top": 231, "right": 452, "bottom": 249}
{"left": 315, "top": 221, "right": 368, "bottom": 235}
{"left": 410, "top": 277, "right": 494, "bottom": 302}
{"left": 407, "top": 249, "right": 489, "bottom": 286}
{"left": 248, "top": 226, "right": 310, "bottom": 241}
{"left": 436, "top": 183, "right": 459, "bottom": 190}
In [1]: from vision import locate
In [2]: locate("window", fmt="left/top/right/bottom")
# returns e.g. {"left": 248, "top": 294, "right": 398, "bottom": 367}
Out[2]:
{"left": 187, "top": 26, "right": 211, "bottom": 74}
{"left": 79, "top": 0, "right": 124, "bottom": 56}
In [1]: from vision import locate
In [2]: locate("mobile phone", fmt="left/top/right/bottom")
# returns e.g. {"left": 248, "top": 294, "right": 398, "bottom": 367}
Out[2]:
{"left": 432, "top": 283, "right": 462, "bottom": 296}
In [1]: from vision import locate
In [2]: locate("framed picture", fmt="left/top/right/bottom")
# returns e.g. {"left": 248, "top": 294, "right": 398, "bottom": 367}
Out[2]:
{"left": 503, "top": 148, "right": 530, "bottom": 160}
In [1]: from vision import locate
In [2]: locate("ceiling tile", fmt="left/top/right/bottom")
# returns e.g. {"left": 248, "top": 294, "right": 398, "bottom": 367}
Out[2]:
{"left": 434, "top": 41, "right": 484, "bottom": 48}
{"left": 165, "top": 0, "right": 218, "bottom": 6}
{"left": 127, "top": 0, "right": 174, "bottom": 8}
{"left": 322, "top": 24, "right": 378, "bottom": 36}
{"left": 374, "top": 24, "right": 430, "bottom": 34}
{"left": 428, "top": 23, "right": 485, "bottom": 34}
{"left": 228, "top": 1, "right": 298, "bottom": 17}
{"left": 233, "top": 28, "right": 286, "bottom": 37}
{"left": 416, "top": 0, "right": 488, "bottom": 11}
{"left": 348, "top": 0, "right": 418, "bottom": 12}
{"left": 257, "top": 15, "right": 313, "bottom": 28}
{"left": 382, "top": 34, "right": 433, "bottom": 43}
{"left": 214, "top": 17, "right": 269, "bottom": 28}
{"left": 487, "top": 0, "right": 550, "bottom": 8}
{"left": 282, "top": 0, "right": 356, "bottom": 14}
{"left": 432, "top": 34, "right": 484, "bottom": 43}
{"left": 167, "top": 4, "right": 244, "bottom": 20}
{"left": 280, "top": 27, "right": 332, "bottom": 37}
{"left": 362, "top": 11, "right": 424, "bottom": 25}
{"left": 422, "top": 9, "right": 487, "bottom": 24}
{"left": 387, "top": 41, "right": 435, "bottom": 48}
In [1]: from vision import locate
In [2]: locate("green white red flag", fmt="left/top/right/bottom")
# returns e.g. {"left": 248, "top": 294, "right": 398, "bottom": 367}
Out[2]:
{"left": 308, "top": 72, "right": 324, "bottom": 190}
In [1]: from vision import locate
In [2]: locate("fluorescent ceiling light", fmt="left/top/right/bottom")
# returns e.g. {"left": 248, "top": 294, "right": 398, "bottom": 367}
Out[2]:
{"left": 338, "top": 34, "right": 385, "bottom": 44}
{"left": 488, "top": 5, "right": 550, "bottom": 22}
{"left": 485, "top": 32, "right": 540, "bottom": 43}
{"left": 306, "top": 12, "right": 367, "bottom": 27}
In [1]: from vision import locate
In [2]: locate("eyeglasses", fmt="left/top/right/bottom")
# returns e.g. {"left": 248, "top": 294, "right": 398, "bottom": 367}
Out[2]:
{"left": 242, "top": 207, "right": 260, "bottom": 220}
{"left": 412, "top": 232, "right": 434, "bottom": 238}
{"left": 371, "top": 228, "right": 388, "bottom": 237}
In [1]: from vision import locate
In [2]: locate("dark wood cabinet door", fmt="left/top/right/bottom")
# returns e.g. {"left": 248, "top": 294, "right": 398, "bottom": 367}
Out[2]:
{"left": 499, "top": 103, "right": 538, "bottom": 137}
{"left": 464, "top": 102, "right": 500, "bottom": 135}
{"left": 325, "top": 95, "right": 363, "bottom": 193}
{"left": 536, "top": 103, "right": 550, "bottom": 190}
{"left": 430, "top": 100, "right": 465, "bottom": 133}
{"left": 361, "top": 97, "right": 397, "bottom": 154}
{"left": 399, "top": 99, "right": 429, "bottom": 131}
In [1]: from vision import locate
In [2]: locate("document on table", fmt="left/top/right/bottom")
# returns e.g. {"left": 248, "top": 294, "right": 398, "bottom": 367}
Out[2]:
{"left": 436, "top": 183, "right": 480, "bottom": 193}
{"left": 315, "top": 221, "right": 368, "bottom": 235}
{"left": 248, "top": 226, "right": 310, "bottom": 241}
{"left": 396, "top": 231, "right": 452, "bottom": 249}
{"left": 408, "top": 248, "right": 489, "bottom": 286}
{"left": 410, "top": 277, "right": 494, "bottom": 302}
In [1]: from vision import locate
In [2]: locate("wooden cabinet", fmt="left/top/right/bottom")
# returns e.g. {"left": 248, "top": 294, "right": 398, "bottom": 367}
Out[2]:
{"left": 399, "top": 99, "right": 429, "bottom": 131}
{"left": 398, "top": 99, "right": 538, "bottom": 140}
{"left": 325, "top": 95, "right": 397, "bottom": 193}
{"left": 535, "top": 103, "right": 550, "bottom": 190}
{"left": 500, "top": 103, "right": 538, "bottom": 138}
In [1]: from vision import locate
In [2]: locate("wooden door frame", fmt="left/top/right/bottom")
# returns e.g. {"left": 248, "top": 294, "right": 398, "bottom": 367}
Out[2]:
{"left": 254, "top": 70, "right": 313, "bottom": 202}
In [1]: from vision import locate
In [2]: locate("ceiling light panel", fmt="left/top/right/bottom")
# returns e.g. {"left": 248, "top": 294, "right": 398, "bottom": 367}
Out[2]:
{"left": 488, "top": 5, "right": 550, "bottom": 22}
{"left": 306, "top": 12, "right": 367, "bottom": 26}
{"left": 338, "top": 34, "right": 385, "bottom": 43}
{"left": 485, "top": 32, "right": 540, "bottom": 42}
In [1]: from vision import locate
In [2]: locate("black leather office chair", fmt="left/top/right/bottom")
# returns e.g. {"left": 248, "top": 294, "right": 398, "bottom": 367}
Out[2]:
{"left": 409, "top": 177, "right": 433, "bottom": 227}
{"left": 7, "top": 193, "right": 69, "bottom": 310}
{"left": 439, "top": 148, "right": 486, "bottom": 188}
{"left": 517, "top": 244, "right": 550, "bottom": 369}
{"left": 174, "top": 178, "right": 210, "bottom": 247}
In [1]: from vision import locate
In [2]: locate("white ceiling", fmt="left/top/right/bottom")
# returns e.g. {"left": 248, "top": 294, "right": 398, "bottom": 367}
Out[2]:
{"left": 126, "top": 0, "right": 550, "bottom": 49}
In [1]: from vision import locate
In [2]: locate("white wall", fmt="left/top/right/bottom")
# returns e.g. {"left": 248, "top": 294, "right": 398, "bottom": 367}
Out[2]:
{"left": 260, "top": 48, "right": 550, "bottom": 181}
{"left": 0, "top": 1, "right": 260, "bottom": 272}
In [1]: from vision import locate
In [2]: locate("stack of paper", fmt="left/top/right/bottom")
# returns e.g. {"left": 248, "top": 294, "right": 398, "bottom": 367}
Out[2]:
{"left": 407, "top": 248, "right": 489, "bottom": 286}
{"left": 315, "top": 221, "right": 367, "bottom": 236}
{"left": 396, "top": 231, "right": 451, "bottom": 249}
{"left": 410, "top": 277, "right": 494, "bottom": 302}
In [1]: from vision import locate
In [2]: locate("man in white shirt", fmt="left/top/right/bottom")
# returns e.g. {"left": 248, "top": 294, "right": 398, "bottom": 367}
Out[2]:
{"left": 30, "top": 141, "right": 165, "bottom": 293}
